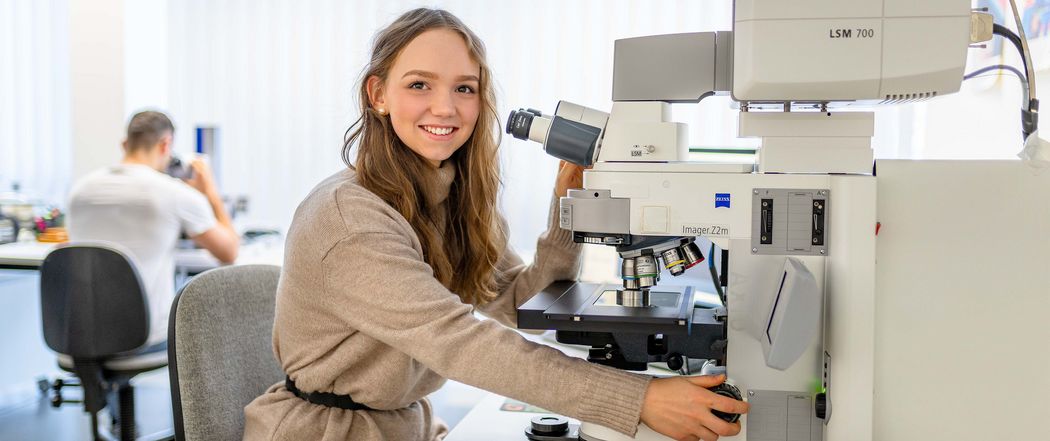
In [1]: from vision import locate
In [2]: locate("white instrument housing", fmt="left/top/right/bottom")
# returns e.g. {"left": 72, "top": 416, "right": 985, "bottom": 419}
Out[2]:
{"left": 733, "top": 0, "right": 971, "bottom": 104}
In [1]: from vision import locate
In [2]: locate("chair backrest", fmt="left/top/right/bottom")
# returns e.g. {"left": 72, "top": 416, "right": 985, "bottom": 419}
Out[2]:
{"left": 168, "top": 264, "right": 283, "bottom": 441}
{"left": 40, "top": 243, "right": 149, "bottom": 357}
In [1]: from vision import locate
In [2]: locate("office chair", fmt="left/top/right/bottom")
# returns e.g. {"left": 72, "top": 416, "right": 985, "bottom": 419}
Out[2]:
{"left": 168, "top": 264, "right": 282, "bottom": 441}
{"left": 40, "top": 243, "right": 169, "bottom": 441}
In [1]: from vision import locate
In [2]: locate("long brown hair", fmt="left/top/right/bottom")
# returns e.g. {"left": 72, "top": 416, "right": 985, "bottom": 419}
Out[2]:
{"left": 342, "top": 8, "right": 504, "bottom": 306}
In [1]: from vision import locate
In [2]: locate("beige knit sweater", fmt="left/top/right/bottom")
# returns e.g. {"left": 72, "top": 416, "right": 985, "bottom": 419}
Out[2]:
{"left": 242, "top": 164, "right": 651, "bottom": 440}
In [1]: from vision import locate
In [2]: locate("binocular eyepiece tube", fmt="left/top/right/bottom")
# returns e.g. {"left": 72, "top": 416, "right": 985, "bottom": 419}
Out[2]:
{"left": 505, "top": 101, "right": 609, "bottom": 166}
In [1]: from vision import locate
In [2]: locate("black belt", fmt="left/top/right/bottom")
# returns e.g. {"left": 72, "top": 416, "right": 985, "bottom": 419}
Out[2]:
{"left": 285, "top": 376, "right": 375, "bottom": 411}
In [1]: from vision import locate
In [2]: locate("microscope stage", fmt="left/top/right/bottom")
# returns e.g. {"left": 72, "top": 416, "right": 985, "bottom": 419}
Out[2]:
{"left": 518, "top": 281, "right": 717, "bottom": 335}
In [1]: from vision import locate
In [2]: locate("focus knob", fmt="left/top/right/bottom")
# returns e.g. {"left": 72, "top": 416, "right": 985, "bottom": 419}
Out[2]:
{"left": 708, "top": 383, "right": 743, "bottom": 423}
{"left": 815, "top": 392, "right": 828, "bottom": 420}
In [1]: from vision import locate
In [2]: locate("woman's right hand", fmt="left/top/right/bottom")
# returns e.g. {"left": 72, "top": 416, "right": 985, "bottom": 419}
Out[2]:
{"left": 640, "top": 374, "right": 750, "bottom": 441}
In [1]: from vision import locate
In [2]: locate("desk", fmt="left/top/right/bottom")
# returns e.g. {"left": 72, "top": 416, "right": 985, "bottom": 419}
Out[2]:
{"left": 0, "top": 242, "right": 53, "bottom": 269}
{"left": 444, "top": 330, "right": 669, "bottom": 441}
{"left": 445, "top": 331, "right": 584, "bottom": 441}
{"left": 0, "top": 238, "right": 283, "bottom": 272}
{"left": 174, "top": 236, "right": 285, "bottom": 274}
{"left": 445, "top": 392, "right": 581, "bottom": 441}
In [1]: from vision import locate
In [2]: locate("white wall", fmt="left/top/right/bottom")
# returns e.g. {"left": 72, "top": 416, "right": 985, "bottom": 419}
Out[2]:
{"left": 69, "top": 0, "right": 124, "bottom": 182}
{"left": 915, "top": 39, "right": 1048, "bottom": 159}
{"left": 123, "top": 0, "right": 170, "bottom": 116}
{"left": 70, "top": 0, "right": 175, "bottom": 188}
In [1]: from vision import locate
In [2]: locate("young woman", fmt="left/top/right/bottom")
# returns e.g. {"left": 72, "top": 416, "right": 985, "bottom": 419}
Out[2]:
{"left": 243, "top": 8, "right": 747, "bottom": 441}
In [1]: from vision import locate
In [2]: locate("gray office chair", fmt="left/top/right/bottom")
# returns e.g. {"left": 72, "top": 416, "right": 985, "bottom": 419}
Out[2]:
{"left": 40, "top": 243, "right": 169, "bottom": 441}
{"left": 167, "top": 264, "right": 283, "bottom": 441}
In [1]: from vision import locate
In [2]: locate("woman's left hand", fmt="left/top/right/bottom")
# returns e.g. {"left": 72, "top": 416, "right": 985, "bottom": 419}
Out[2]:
{"left": 555, "top": 160, "right": 586, "bottom": 198}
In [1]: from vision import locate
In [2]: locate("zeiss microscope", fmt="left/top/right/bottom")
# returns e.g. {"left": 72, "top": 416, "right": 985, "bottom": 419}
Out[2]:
{"left": 507, "top": 1, "right": 1042, "bottom": 440}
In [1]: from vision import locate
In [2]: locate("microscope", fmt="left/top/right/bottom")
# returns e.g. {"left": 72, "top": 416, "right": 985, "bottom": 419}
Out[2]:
{"left": 508, "top": 1, "right": 1037, "bottom": 440}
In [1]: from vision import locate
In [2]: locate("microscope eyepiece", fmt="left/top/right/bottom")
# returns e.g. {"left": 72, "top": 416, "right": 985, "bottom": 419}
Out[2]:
{"left": 505, "top": 102, "right": 603, "bottom": 166}
{"left": 506, "top": 109, "right": 536, "bottom": 140}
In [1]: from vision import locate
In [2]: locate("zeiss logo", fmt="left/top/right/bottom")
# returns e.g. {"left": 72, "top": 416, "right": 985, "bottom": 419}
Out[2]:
{"left": 714, "top": 193, "right": 731, "bottom": 208}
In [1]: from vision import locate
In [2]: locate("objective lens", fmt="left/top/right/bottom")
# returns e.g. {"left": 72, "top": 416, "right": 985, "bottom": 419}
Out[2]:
{"left": 661, "top": 248, "right": 686, "bottom": 276}
{"left": 635, "top": 255, "right": 658, "bottom": 288}
{"left": 621, "top": 257, "right": 641, "bottom": 290}
{"left": 681, "top": 241, "right": 705, "bottom": 269}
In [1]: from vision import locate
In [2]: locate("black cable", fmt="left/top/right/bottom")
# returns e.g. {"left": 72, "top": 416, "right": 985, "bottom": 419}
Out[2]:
{"left": 964, "top": 63, "right": 1030, "bottom": 106}
{"left": 963, "top": 64, "right": 1027, "bottom": 84}
{"left": 991, "top": 24, "right": 1039, "bottom": 139}
{"left": 993, "top": 23, "right": 1029, "bottom": 79}
{"left": 708, "top": 243, "right": 725, "bottom": 305}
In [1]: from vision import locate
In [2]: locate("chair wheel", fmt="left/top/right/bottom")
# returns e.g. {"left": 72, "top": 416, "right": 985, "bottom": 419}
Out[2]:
{"left": 50, "top": 394, "right": 62, "bottom": 408}
{"left": 37, "top": 378, "right": 50, "bottom": 394}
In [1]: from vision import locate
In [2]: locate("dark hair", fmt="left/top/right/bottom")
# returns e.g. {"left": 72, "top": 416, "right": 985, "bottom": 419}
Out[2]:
{"left": 125, "top": 110, "right": 175, "bottom": 152}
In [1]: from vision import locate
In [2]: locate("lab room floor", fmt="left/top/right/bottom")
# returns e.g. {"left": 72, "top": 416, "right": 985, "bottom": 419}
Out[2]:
{"left": 0, "top": 269, "right": 486, "bottom": 440}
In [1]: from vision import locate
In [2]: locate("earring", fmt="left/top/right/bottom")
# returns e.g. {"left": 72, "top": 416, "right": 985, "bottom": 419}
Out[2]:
{"left": 377, "top": 107, "right": 387, "bottom": 115}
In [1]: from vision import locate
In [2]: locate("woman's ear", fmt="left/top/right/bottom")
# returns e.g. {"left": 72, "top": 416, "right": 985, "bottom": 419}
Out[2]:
{"left": 366, "top": 75, "right": 386, "bottom": 110}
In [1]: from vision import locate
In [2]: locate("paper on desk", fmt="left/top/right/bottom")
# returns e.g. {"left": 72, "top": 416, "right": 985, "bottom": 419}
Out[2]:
{"left": 499, "top": 399, "right": 551, "bottom": 413}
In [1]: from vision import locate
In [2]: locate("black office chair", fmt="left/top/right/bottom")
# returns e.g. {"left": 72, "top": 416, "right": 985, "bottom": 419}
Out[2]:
{"left": 40, "top": 243, "right": 169, "bottom": 441}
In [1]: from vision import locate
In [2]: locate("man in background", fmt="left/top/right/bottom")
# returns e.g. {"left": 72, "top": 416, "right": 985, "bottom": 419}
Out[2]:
{"left": 67, "top": 110, "right": 239, "bottom": 348}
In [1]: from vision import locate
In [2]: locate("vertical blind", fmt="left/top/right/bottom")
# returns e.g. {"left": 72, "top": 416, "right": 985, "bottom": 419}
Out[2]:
{"left": 0, "top": 0, "right": 71, "bottom": 203}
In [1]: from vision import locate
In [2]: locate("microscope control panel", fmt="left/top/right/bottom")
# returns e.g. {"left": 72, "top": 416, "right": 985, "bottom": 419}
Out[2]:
{"left": 751, "top": 188, "right": 831, "bottom": 256}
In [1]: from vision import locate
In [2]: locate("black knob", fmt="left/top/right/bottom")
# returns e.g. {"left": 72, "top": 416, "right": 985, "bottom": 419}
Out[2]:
{"left": 708, "top": 383, "right": 742, "bottom": 424}
{"left": 815, "top": 392, "right": 827, "bottom": 420}
{"left": 530, "top": 415, "right": 569, "bottom": 436}
{"left": 666, "top": 354, "right": 684, "bottom": 371}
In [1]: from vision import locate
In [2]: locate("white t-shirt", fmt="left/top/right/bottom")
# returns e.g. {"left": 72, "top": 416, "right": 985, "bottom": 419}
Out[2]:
{"left": 68, "top": 163, "right": 217, "bottom": 346}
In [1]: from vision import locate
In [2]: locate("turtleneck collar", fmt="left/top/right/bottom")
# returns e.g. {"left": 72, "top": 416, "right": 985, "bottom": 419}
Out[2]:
{"left": 420, "top": 160, "right": 457, "bottom": 208}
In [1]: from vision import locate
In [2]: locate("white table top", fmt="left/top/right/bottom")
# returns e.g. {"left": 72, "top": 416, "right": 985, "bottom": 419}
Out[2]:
{"left": 445, "top": 331, "right": 583, "bottom": 441}
{"left": 444, "top": 330, "right": 670, "bottom": 441}
{"left": 0, "top": 241, "right": 55, "bottom": 267}
{"left": 444, "top": 392, "right": 581, "bottom": 441}
{"left": 0, "top": 237, "right": 283, "bottom": 271}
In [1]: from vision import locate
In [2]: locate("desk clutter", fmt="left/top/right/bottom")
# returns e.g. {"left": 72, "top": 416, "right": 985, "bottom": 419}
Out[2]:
{"left": 0, "top": 195, "right": 66, "bottom": 245}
